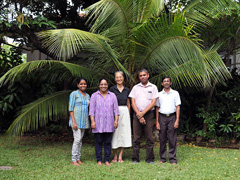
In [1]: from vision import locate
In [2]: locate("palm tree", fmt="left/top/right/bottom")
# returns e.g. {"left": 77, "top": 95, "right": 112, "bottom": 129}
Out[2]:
{"left": 1, "top": 0, "right": 238, "bottom": 136}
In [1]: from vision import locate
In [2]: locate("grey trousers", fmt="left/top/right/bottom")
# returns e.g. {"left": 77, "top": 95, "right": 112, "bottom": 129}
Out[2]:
{"left": 159, "top": 113, "right": 177, "bottom": 163}
{"left": 72, "top": 129, "right": 85, "bottom": 162}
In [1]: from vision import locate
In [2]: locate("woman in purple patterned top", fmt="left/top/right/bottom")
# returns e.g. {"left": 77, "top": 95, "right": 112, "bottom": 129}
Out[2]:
{"left": 89, "top": 78, "right": 119, "bottom": 166}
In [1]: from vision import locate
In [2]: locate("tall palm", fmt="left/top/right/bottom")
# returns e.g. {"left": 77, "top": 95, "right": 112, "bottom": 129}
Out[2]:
{"left": 1, "top": 0, "right": 237, "bottom": 136}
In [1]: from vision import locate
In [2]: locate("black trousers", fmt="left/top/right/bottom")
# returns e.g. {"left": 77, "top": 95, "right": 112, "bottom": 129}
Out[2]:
{"left": 159, "top": 113, "right": 177, "bottom": 163}
{"left": 94, "top": 133, "right": 113, "bottom": 163}
{"left": 132, "top": 111, "right": 155, "bottom": 162}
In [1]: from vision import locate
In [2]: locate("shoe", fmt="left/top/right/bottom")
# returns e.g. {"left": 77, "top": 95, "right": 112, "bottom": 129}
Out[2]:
{"left": 118, "top": 159, "right": 124, "bottom": 163}
{"left": 97, "top": 161, "right": 102, "bottom": 166}
{"left": 132, "top": 161, "right": 138, "bottom": 164}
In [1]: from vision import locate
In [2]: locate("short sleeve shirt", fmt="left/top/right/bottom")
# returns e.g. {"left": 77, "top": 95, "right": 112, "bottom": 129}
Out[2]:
{"left": 156, "top": 88, "right": 181, "bottom": 114}
{"left": 128, "top": 82, "right": 158, "bottom": 111}
{"left": 69, "top": 90, "right": 90, "bottom": 129}
{"left": 109, "top": 85, "right": 130, "bottom": 106}
{"left": 89, "top": 91, "right": 119, "bottom": 133}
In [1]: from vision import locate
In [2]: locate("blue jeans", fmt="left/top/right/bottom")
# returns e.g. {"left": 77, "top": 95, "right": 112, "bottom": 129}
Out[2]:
{"left": 94, "top": 133, "right": 113, "bottom": 162}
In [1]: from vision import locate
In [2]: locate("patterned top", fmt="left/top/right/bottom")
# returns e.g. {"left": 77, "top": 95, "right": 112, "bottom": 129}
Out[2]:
{"left": 69, "top": 90, "right": 90, "bottom": 129}
{"left": 89, "top": 90, "right": 119, "bottom": 133}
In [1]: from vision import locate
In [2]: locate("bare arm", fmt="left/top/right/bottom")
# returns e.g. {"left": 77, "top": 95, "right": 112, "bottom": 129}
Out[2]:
{"left": 90, "top": 115, "right": 96, "bottom": 129}
{"left": 131, "top": 98, "right": 146, "bottom": 124}
{"left": 114, "top": 115, "right": 119, "bottom": 129}
{"left": 70, "top": 111, "right": 78, "bottom": 130}
{"left": 174, "top": 106, "right": 180, "bottom": 129}
{"left": 155, "top": 106, "right": 160, "bottom": 130}
{"left": 127, "top": 98, "right": 131, "bottom": 115}
{"left": 131, "top": 98, "right": 140, "bottom": 115}
{"left": 136, "top": 98, "right": 157, "bottom": 119}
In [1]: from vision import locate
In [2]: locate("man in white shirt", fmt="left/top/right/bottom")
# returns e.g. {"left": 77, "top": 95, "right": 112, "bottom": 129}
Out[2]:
{"left": 156, "top": 76, "right": 181, "bottom": 165}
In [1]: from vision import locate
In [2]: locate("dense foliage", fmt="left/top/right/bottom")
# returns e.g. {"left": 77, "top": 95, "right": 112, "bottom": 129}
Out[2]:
{"left": 0, "top": 0, "right": 239, "bottom": 142}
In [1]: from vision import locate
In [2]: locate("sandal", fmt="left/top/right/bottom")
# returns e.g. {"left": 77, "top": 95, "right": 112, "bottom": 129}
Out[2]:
{"left": 112, "top": 159, "right": 117, "bottom": 163}
{"left": 118, "top": 159, "right": 124, "bottom": 163}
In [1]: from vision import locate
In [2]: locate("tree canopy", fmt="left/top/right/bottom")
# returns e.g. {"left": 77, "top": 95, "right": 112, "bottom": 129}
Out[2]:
{"left": 1, "top": 0, "right": 239, "bottom": 136}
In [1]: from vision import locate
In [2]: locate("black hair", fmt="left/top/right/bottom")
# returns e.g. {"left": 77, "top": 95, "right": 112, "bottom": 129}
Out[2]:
{"left": 138, "top": 69, "right": 149, "bottom": 74}
{"left": 162, "top": 76, "right": 171, "bottom": 82}
{"left": 76, "top": 77, "right": 87, "bottom": 84}
{"left": 98, "top": 78, "right": 109, "bottom": 86}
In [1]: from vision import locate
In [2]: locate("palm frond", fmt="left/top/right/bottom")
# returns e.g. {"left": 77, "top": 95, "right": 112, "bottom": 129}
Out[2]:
{"left": 131, "top": 11, "right": 230, "bottom": 88}
{"left": 36, "top": 29, "right": 109, "bottom": 60}
{"left": 184, "top": 0, "right": 239, "bottom": 28}
{"left": 5, "top": 90, "right": 71, "bottom": 136}
{"left": 133, "top": 11, "right": 201, "bottom": 71}
{"left": 0, "top": 60, "right": 97, "bottom": 86}
{"left": 87, "top": 0, "right": 164, "bottom": 35}
{"left": 149, "top": 45, "right": 231, "bottom": 89}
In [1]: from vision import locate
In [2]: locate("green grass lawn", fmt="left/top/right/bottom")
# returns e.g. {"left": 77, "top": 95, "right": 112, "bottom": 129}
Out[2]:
{"left": 0, "top": 137, "right": 239, "bottom": 180}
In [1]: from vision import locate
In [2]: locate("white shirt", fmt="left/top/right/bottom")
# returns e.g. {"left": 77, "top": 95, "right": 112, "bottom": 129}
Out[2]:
{"left": 129, "top": 82, "right": 158, "bottom": 112}
{"left": 156, "top": 88, "right": 181, "bottom": 114}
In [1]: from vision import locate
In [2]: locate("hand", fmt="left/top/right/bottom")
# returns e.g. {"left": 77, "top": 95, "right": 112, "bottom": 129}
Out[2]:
{"left": 72, "top": 122, "right": 78, "bottom": 130}
{"left": 91, "top": 122, "right": 96, "bottom": 129}
{"left": 174, "top": 121, "right": 179, "bottom": 129}
{"left": 136, "top": 111, "right": 145, "bottom": 119}
{"left": 139, "top": 117, "right": 146, "bottom": 125}
{"left": 156, "top": 122, "right": 160, "bottom": 130}
{"left": 114, "top": 120, "right": 118, "bottom": 129}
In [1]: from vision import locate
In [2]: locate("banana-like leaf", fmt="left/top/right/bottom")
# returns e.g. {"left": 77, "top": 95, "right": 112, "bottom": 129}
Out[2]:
{"left": 5, "top": 90, "right": 71, "bottom": 136}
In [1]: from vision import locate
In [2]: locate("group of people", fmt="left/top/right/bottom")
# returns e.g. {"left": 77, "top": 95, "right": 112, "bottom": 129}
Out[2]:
{"left": 68, "top": 69, "right": 181, "bottom": 166}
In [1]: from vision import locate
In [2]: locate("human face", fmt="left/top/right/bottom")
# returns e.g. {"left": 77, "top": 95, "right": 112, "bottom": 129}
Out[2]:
{"left": 138, "top": 71, "right": 149, "bottom": 85}
{"left": 161, "top": 78, "right": 172, "bottom": 89}
{"left": 77, "top": 80, "right": 87, "bottom": 92}
{"left": 99, "top": 79, "right": 108, "bottom": 93}
{"left": 115, "top": 72, "right": 124, "bottom": 85}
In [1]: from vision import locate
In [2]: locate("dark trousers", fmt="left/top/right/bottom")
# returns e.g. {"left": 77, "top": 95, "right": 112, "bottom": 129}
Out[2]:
{"left": 94, "top": 133, "right": 113, "bottom": 162}
{"left": 132, "top": 111, "right": 155, "bottom": 162}
{"left": 159, "top": 113, "right": 177, "bottom": 163}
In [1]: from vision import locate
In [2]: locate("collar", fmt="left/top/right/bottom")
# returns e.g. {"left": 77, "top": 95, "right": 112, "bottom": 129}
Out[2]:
{"left": 137, "top": 81, "right": 152, "bottom": 87}
{"left": 97, "top": 90, "right": 110, "bottom": 95}
{"left": 113, "top": 85, "right": 127, "bottom": 91}
{"left": 161, "top": 88, "right": 173, "bottom": 94}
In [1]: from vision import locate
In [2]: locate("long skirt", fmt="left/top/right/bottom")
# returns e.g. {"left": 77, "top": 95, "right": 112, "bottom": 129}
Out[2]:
{"left": 112, "top": 106, "right": 132, "bottom": 149}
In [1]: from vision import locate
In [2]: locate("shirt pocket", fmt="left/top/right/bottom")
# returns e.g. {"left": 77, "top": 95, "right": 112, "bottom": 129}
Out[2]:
{"left": 145, "top": 90, "right": 153, "bottom": 100}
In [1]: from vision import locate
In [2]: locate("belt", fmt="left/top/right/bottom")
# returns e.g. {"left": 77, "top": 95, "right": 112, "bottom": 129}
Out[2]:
{"left": 145, "top": 110, "right": 154, "bottom": 115}
{"left": 159, "top": 112, "right": 176, "bottom": 117}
